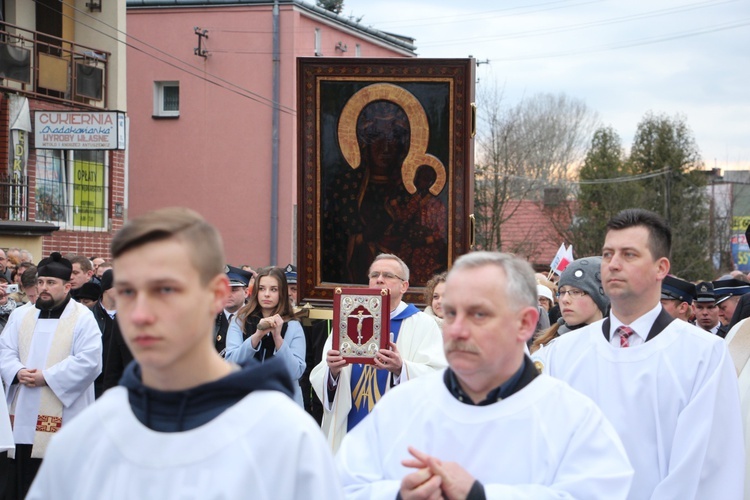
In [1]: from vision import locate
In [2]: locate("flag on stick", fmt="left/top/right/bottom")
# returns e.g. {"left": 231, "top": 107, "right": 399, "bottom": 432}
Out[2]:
{"left": 555, "top": 245, "right": 575, "bottom": 275}
{"left": 549, "top": 243, "right": 566, "bottom": 274}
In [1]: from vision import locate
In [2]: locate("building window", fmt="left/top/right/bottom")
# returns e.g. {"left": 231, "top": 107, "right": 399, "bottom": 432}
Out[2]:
{"left": 35, "top": 149, "right": 68, "bottom": 224}
{"left": 35, "top": 149, "right": 109, "bottom": 231}
{"left": 154, "top": 81, "right": 179, "bottom": 117}
{"left": 314, "top": 28, "right": 322, "bottom": 56}
{"left": 355, "top": 44, "right": 361, "bottom": 57}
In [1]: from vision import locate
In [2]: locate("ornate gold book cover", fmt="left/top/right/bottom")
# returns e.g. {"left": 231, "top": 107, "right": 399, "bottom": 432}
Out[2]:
{"left": 332, "top": 287, "right": 391, "bottom": 364}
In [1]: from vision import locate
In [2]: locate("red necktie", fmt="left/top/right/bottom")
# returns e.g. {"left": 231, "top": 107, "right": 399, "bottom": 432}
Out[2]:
{"left": 616, "top": 325, "right": 635, "bottom": 348}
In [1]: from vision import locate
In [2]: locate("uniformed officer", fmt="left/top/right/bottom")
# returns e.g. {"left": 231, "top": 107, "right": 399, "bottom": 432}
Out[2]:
{"left": 712, "top": 277, "right": 750, "bottom": 338}
{"left": 214, "top": 265, "right": 253, "bottom": 355}
{"left": 284, "top": 264, "right": 298, "bottom": 308}
{"left": 660, "top": 275, "right": 696, "bottom": 323}
{"left": 694, "top": 281, "right": 721, "bottom": 335}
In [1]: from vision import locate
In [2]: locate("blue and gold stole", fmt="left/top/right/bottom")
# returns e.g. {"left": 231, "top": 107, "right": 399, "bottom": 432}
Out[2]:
{"left": 347, "top": 304, "right": 419, "bottom": 431}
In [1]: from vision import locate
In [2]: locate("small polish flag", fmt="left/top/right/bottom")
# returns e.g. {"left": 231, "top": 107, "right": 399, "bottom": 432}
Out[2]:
{"left": 555, "top": 245, "right": 575, "bottom": 274}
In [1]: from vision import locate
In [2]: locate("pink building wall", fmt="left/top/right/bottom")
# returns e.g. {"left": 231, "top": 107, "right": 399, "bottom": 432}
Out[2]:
{"left": 127, "top": 2, "right": 414, "bottom": 268}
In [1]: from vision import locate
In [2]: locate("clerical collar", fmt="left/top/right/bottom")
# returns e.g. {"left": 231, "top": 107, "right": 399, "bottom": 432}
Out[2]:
{"left": 391, "top": 301, "right": 407, "bottom": 317}
{"left": 37, "top": 294, "right": 71, "bottom": 319}
{"left": 444, "top": 355, "right": 538, "bottom": 406}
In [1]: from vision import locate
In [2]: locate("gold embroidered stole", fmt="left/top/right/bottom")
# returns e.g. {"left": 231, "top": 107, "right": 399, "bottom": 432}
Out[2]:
{"left": 11, "top": 303, "right": 78, "bottom": 458}
{"left": 351, "top": 365, "right": 383, "bottom": 412}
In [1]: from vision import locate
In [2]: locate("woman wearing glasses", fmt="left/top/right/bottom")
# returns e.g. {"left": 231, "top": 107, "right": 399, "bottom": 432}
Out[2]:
{"left": 531, "top": 257, "right": 610, "bottom": 354}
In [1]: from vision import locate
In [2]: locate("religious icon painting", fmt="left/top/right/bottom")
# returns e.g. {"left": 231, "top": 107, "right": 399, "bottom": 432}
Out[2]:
{"left": 333, "top": 287, "right": 391, "bottom": 364}
{"left": 297, "top": 57, "right": 476, "bottom": 307}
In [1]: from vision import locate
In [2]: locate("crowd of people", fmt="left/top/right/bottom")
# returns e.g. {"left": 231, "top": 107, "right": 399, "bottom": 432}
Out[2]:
{"left": 0, "top": 206, "right": 748, "bottom": 499}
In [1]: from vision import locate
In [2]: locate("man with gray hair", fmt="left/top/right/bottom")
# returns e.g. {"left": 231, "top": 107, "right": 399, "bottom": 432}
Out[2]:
{"left": 337, "top": 251, "right": 633, "bottom": 499}
{"left": 310, "top": 253, "right": 446, "bottom": 452}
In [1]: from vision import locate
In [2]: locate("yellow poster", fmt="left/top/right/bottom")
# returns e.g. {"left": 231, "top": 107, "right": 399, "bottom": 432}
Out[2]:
{"left": 73, "top": 159, "right": 105, "bottom": 227}
{"left": 732, "top": 216, "right": 750, "bottom": 232}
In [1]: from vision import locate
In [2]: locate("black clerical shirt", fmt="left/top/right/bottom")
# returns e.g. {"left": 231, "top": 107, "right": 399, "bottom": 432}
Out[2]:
{"left": 443, "top": 355, "right": 539, "bottom": 406}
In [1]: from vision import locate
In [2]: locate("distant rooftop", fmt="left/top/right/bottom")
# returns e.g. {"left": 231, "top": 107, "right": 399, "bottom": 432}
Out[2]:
{"left": 125, "top": 0, "right": 416, "bottom": 54}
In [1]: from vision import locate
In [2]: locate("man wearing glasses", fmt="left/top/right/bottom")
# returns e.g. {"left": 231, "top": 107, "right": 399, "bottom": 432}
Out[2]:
{"left": 311, "top": 254, "right": 446, "bottom": 452}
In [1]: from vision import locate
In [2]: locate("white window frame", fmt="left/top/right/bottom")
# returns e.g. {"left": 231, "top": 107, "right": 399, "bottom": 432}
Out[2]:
{"left": 153, "top": 81, "right": 180, "bottom": 117}
{"left": 314, "top": 28, "right": 322, "bottom": 56}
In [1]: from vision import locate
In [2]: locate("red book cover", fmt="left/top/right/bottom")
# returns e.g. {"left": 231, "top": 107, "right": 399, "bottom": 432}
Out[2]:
{"left": 332, "top": 287, "right": 391, "bottom": 364}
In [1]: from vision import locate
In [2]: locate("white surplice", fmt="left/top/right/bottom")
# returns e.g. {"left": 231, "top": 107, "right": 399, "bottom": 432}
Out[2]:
{"left": 534, "top": 315, "right": 745, "bottom": 500}
{"left": 725, "top": 318, "right": 750, "bottom": 500}
{"left": 0, "top": 299, "right": 101, "bottom": 447}
{"left": 337, "top": 370, "right": 634, "bottom": 499}
{"left": 27, "top": 388, "right": 344, "bottom": 500}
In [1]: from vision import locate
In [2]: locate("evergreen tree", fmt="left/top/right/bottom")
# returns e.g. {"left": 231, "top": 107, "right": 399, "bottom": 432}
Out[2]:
{"left": 628, "top": 112, "right": 711, "bottom": 280}
{"left": 316, "top": 0, "right": 344, "bottom": 14}
{"left": 572, "top": 126, "right": 639, "bottom": 257}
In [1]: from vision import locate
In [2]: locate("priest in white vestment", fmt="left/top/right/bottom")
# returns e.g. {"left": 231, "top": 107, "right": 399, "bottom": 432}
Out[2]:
{"left": 533, "top": 209, "right": 745, "bottom": 500}
{"left": 310, "top": 254, "right": 446, "bottom": 452}
{"left": 0, "top": 252, "right": 102, "bottom": 499}
{"left": 0, "top": 381, "right": 12, "bottom": 453}
{"left": 337, "top": 252, "right": 634, "bottom": 499}
{"left": 724, "top": 317, "right": 750, "bottom": 500}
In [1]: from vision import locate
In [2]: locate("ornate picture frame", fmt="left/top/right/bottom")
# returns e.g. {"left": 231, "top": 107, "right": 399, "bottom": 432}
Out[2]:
{"left": 297, "top": 57, "right": 475, "bottom": 306}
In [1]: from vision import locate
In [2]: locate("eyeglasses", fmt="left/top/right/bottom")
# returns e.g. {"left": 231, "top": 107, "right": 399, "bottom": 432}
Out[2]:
{"left": 368, "top": 271, "right": 405, "bottom": 281}
{"left": 556, "top": 289, "right": 587, "bottom": 299}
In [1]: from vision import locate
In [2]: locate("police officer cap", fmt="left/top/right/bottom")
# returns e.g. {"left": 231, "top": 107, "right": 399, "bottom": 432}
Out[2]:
{"left": 284, "top": 264, "right": 297, "bottom": 285}
{"left": 225, "top": 265, "right": 252, "bottom": 288}
{"left": 661, "top": 275, "right": 696, "bottom": 305}
{"left": 695, "top": 281, "right": 715, "bottom": 303}
{"left": 37, "top": 252, "right": 72, "bottom": 281}
{"left": 712, "top": 277, "right": 750, "bottom": 305}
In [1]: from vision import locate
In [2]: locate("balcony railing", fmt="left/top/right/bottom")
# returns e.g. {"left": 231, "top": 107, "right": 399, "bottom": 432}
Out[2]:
{"left": 0, "top": 21, "right": 109, "bottom": 109}
{"left": 0, "top": 171, "right": 29, "bottom": 222}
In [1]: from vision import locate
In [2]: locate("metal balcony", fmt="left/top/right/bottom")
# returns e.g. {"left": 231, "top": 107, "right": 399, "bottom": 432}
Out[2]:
{"left": 0, "top": 21, "right": 110, "bottom": 109}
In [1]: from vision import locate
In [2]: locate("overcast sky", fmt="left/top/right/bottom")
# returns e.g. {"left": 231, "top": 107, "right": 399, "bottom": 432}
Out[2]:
{"left": 341, "top": 0, "right": 750, "bottom": 171}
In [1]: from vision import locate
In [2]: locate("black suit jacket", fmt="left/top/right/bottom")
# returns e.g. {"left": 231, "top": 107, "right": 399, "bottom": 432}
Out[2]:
{"left": 214, "top": 312, "right": 232, "bottom": 355}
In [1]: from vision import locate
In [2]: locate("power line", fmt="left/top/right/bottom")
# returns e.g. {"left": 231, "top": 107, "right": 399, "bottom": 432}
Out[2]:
{"left": 420, "top": 0, "right": 737, "bottom": 47}
{"left": 476, "top": 167, "right": 672, "bottom": 185}
{"left": 576, "top": 167, "right": 671, "bottom": 184}
{"left": 487, "top": 17, "right": 750, "bottom": 61}
{"left": 366, "top": 0, "right": 605, "bottom": 28}
{"left": 32, "top": 0, "right": 297, "bottom": 115}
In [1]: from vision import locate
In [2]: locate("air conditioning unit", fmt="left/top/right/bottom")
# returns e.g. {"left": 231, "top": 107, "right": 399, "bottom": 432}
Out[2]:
{"left": 0, "top": 42, "right": 32, "bottom": 84}
{"left": 75, "top": 62, "right": 103, "bottom": 101}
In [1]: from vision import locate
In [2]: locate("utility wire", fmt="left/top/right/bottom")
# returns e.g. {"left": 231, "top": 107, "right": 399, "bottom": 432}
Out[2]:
{"left": 421, "top": 0, "right": 737, "bottom": 47}
{"left": 487, "top": 17, "right": 750, "bottom": 61}
{"left": 32, "top": 0, "right": 297, "bottom": 114}
{"left": 476, "top": 167, "right": 672, "bottom": 185}
{"left": 367, "top": 0, "right": 605, "bottom": 28}
{"left": 576, "top": 167, "right": 671, "bottom": 184}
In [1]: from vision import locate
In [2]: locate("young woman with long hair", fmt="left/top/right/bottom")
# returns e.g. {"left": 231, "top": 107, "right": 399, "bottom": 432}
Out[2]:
{"left": 225, "top": 267, "right": 306, "bottom": 406}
